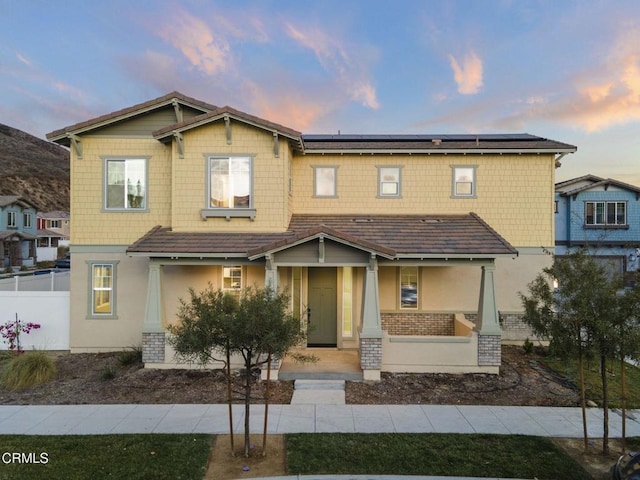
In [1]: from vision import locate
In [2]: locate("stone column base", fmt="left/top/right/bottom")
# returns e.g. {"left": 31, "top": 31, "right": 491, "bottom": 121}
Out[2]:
{"left": 360, "top": 336, "right": 382, "bottom": 380}
{"left": 478, "top": 334, "right": 501, "bottom": 366}
{"left": 142, "top": 332, "right": 165, "bottom": 364}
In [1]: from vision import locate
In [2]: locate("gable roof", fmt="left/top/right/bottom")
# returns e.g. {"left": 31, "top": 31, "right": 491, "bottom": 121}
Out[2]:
{"left": 126, "top": 213, "right": 517, "bottom": 259}
{"left": 0, "top": 195, "right": 38, "bottom": 210}
{"left": 556, "top": 175, "right": 640, "bottom": 197}
{"left": 46, "top": 91, "right": 217, "bottom": 144}
{"left": 152, "top": 105, "right": 301, "bottom": 142}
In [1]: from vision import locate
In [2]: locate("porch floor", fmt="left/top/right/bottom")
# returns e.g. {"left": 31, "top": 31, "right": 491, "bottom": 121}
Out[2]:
{"left": 278, "top": 348, "right": 362, "bottom": 381}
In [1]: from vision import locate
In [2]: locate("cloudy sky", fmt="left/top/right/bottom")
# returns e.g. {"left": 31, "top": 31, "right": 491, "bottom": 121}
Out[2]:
{"left": 1, "top": 0, "right": 639, "bottom": 183}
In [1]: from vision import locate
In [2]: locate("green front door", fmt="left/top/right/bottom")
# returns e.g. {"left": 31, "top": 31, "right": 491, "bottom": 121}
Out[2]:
{"left": 307, "top": 267, "right": 337, "bottom": 346}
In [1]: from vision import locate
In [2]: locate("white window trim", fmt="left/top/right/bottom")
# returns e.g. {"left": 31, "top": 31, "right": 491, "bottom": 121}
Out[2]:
{"left": 399, "top": 266, "right": 419, "bottom": 310}
{"left": 86, "top": 260, "right": 119, "bottom": 319}
{"left": 222, "top": 265, "right": 244, "bottom": 297}
{"left": 23, "top": 213, "right": 32, "bottom": 229}
{"left": 451, "top": 165, "right": 477, "bottom": 198}
{"left": 7, "top": 211, "right": 17, "bottom": 228}
{"left": 584, "top": 201, "right": 627, "bottom": 226}
{"left": 102, "top": 156, "right": 149, "bottom": 212}
{"left": 202, "top": 155, "right": 256, "bottom": 220}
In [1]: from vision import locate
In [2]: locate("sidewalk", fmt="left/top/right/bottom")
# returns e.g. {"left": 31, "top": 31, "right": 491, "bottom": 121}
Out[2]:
{"left": 1, "top": 403, "right": 639, "bottom": 437}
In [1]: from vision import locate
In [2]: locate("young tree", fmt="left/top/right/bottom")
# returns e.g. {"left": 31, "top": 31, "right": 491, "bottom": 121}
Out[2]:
{"left": 168, "top": 284, "right": 307, "bottom": 457}
{"left": 520, "top": 250, "right": 640, "bottom": 453}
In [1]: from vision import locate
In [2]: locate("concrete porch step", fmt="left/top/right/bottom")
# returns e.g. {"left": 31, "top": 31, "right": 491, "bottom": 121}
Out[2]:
{"left": 279, "top": 371, "right": 363, "bottom": 381}
{"left": 290, "top": 379, "right": 346, "bottom": 405}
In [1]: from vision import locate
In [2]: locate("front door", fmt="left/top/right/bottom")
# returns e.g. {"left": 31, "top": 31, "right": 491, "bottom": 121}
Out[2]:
{"left": 307, "top": 267, "right": 337, "bottom": 347}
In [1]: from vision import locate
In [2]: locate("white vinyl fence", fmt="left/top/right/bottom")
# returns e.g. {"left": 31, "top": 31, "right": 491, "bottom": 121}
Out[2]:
{"left": 0, "top": 271, "right": 70, "bottom": 350}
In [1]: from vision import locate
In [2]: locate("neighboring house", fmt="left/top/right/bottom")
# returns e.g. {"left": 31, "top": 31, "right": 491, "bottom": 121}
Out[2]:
{"left": 0, "top": 196, "right": 38, "bottom": 269}
{"left": 555, "top": 175, "right": 640, "bottom": 285}
{"left": 47, "top": 91, "right": 576, "bottom": 380}
{"left": 37, "top": 211, "right": 71, "bottom": 262}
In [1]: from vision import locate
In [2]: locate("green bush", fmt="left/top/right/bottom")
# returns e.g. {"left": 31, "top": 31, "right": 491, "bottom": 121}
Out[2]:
{"left": 118, "top": 345, "right": 142, "bottom": 367}
{"left": 2, "top": 351, "right": 57, "bottom": 391}
{"left": 523, "top": 338, "right": 534, "bottom": 355}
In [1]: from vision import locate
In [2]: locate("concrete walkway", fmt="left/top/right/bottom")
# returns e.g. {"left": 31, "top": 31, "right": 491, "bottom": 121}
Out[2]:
{"left": 1, "top": 403, "right": 639, "bottom": 437}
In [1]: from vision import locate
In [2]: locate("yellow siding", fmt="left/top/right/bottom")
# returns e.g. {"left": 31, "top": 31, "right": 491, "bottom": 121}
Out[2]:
{"left": 71, "top": 137, "right": 172, "bottom": 244}
{"left": 292, "top": 154, "right": 555, "bottom": 247}
{"left": 171, "top": 122, "right": 290, "bottom": 232}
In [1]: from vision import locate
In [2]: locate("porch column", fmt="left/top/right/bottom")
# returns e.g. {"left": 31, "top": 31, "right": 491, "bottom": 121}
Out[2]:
{"left": 360, "top": 255, "right": 382, "bottom": 381}
{"left": 477, "top": 263, "right": 501, "bottom": 367}
{"left": 142, "top": 261, "right": 165, "bottom": 364}
{"left": 265, "top": 254, "right": 278, "bottom": 292}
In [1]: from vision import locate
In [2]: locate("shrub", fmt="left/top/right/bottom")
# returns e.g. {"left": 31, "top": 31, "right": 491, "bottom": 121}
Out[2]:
{"left": 2, "top": 351, "right": 57, "bottom": 391}
{"left": 523, "top": 338, "right": 534, "bottom": 355}
{"left": 118, "top": 345, "right": 142, "bottom": 367}
{"left": 101, "top": 365, "right": 117, "bottom": 381}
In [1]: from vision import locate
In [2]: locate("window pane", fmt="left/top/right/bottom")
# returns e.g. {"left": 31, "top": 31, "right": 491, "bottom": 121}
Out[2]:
{"left": 210, "top": 159, "right": 230, "bottom": 207}
{"left": 223, "top": 266, "right": 242, "bottom": 298}
{"left": 617, "top": 202, "right": 626, "bottom": 224}
{"left": 92, "top": 265, "right": 112, "bottom": 315}
{"left": 231, "top": 158, "right": 251, "bottom": 207}
{"left": 106, "top": 159, "right": 146, "bottom": 209}
{"left": 595, "top": 202, "right": 605, "bottom": 224}
{"left": 607, "top": 202, "right": 616, "bottom": 224}
{"left": 585, "top": 203, "right": 594, "bottom": 224}
{"left": 400, "top": 266, "right": 418, "bottom": 309}
{"left": 455, "top": 168, "right": 474, "bottom": 196}
{"left": 106, "top": 160, "right": 125, "bottom": 208}
{"left": 126, "top": 159, "right": 146, "bottom": 209}
{"left": 315, "top": 167, "right": 336, "bottom": 196}
{"left": 380, "top": 167, "right": 400, "bottom": 196}
{"left": 210, "top": 157, "right": 251, "bottom": 208}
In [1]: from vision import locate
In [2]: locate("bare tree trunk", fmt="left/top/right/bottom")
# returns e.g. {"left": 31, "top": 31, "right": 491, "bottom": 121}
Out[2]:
{"left": 262, "top": 354, "right": 272, "bottom": 456}
{"left": 226, "top": 344, "right": 234, "bottom": 455}
{"left": 579, "top": 353, "right": 589, "bottom": 451}
{"left": 243, "top": 352, "right": 252, "bottom": 457}
{"left": 601, "top": 354, "right": 609, "bottom": 455}
{"left": 621, "top": 356, "right": 627, "bottom": 449}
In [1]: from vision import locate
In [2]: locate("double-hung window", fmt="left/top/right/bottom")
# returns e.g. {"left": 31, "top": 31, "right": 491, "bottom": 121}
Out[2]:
{"left": 7, "top": 211, "right": 16, "bottom": 228}
{"left": 313, "top": 166, "right": 337, "bottom": 197}
{"left": 223, "top": 266, "right": 243, "bottom": 299}
{"left": 87, "top": 261, "right": 119, "bottom": 319}
{"left": 104, "top": 158, "right": 147, "bottom": 210}
{"left": 585, "top": 201, "right": 626, "bottom": 226}
{"left": 23, "top": 213, "right": 32, "bottom": 229}
{"left": 377, "top": 166, "right": 401, "bottom": 197}
{"left": 452, "top": 166, "right": 476, "bottom": 197}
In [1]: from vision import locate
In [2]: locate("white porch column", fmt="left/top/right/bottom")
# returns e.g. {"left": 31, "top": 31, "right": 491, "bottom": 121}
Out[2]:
{"left": 265, "top": 254, "right": 278, "bottom": 292}
{"left": 477, "top": 263, "right": 501, "bottom": 368}
{"left": 142, "top": 261, "right": 165, "bottom": 364}
{"left": 360, "top": 255, "right": 382, "bottom": 380}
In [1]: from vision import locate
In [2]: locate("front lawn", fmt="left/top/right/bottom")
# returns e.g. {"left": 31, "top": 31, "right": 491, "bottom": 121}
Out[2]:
{"left": 542, "top": 355, "right": 640, "bottom": 408}
{"left": 286, "top": 433, "right": 593, "bottom": 480}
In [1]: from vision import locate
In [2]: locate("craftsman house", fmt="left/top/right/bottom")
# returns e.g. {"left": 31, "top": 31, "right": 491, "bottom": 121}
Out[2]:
{"left": 556, "top": 175, "right": 640, "bottom": 286}
{"left": 0, "top": 195, "right": 38, "bottom": 270}
{"left": 47, "top": 92, "right": 576, "bottom": 380}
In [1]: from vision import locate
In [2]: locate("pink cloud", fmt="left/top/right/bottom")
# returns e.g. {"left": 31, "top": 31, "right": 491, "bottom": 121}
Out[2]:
{"left": 448, "top": 51, "right": 483, "bottom": 95}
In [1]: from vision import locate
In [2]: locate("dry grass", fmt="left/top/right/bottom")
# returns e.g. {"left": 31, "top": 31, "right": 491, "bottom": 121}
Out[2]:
{"left": 2, "top": 351, "right": 57, "bottom": 391}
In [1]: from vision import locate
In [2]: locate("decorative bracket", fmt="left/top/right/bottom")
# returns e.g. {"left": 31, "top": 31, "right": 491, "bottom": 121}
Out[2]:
{"left": 174, "top": 132, "right": 184, "bottom": 159}
{"left": 273, "top": 131, "right": 280, "bottom": 158}
{"left": 172, "top": 100, "right": 183, "bottom": 123}
{"left": 225, "top": 115, "right": 232, "bottom": 145}
{"left": 69, "top": 134, "right": 82, "bottom": 159}
{"left": 318, "top": 236, "right": 325, "bottom": 263}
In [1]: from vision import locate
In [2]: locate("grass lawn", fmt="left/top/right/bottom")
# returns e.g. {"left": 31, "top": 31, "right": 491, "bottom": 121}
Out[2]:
{"left": 286, "top": 433, "right": 593, "bottom": 480}
{"left": 542, "top": 355, "right": 640, "bottom": 408}
{"left": 0, "top": 434, "right": 213, "bottom": 480}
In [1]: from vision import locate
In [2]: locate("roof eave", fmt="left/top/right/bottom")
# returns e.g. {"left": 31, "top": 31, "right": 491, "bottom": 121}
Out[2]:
{"left": 301, "top": 148, "right": 577, "bottom": 155}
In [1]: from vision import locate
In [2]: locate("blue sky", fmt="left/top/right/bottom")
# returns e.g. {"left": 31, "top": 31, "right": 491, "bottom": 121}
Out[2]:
{"left": 1, "top": 0, "right": 640, "bottom": 184}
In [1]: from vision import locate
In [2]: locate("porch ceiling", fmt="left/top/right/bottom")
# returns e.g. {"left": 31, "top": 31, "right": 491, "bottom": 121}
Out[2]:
{"left": 126, "top": 213, "right": 517, "bottom": 259}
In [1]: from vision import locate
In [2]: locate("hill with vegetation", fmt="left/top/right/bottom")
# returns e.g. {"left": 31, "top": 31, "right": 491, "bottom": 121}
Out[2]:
{"left": 0, "top": 124, "right": 69, "bottom": 212}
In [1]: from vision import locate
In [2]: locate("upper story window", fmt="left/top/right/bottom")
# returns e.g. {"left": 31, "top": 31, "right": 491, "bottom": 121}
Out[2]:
{"left": 104, "top": 158, "right": 147, "bottom": 210}
{"left": 209, "top": 157, "right": 252, "bottom": 209}
{"left": 23, "top": 213, "right": 32, "bottom": 229}
{"left": 7, "top": 211, "right": 16, "bottom": 228}
{"left": 50, "top": 220, "right": 60, "bottom": 228}
{"left": 377, "top": 166, "right": 401, "bottom": 197}
{"left": 313, "top": 166, "right": 337, "bottom": 197}
{"left": 452, "top": 166, "right": 476, "bottom": 198}
{"left": 585, "top": 201, "right": 627, "bottom": 226}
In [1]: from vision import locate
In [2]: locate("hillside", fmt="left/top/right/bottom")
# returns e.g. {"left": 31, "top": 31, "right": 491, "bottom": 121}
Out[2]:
{"left": 0, "top": 124, "right": 70, "bottom": 211}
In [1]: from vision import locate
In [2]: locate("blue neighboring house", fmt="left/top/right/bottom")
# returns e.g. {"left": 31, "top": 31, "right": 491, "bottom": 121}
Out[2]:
{"left": 0, "top": 195, "right": 38, "bottom": 269}
{"left": 555, "top": 175, "right": 640, "bottom": 285}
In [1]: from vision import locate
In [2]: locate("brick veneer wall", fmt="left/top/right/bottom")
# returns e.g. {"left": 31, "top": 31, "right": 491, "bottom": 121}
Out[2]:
{"left": 500, "top": 312, "right": 534, "bottom": 342}
{"left": 478, "top": 335, "right": 501, "bottom": 366}
{"left": 381, "top": 312, "right": 454, "bottom": 336}
{"left": 360, "top": 337, "right": 382, "bottom": 370}
{"left": 142, "top": 332, "right": 165, "bottom": 364}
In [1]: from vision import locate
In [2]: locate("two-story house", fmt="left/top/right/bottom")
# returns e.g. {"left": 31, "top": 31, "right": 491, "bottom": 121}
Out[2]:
{"left": 555, "top": 175, "right": 640, "bottom": 285}
{"left": 47, "top": 92, "right": 576, "bottom": 380}
{"left": 36, "top": 211, "right": 71, "bottom": 262}
{"left": 0, "top": 195, "right": 38, "bottom": 269}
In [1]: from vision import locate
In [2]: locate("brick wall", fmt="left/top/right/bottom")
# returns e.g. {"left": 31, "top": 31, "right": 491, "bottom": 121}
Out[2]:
{"left": 381, "top": 312, "right": 454, "bottom": 336}
{"left": 142, "top": 332, "right": 165, "bottom": 364}
{"left": 360, "top": 337, "right": 382, "bottom": 370}
{"left": 478, "top": 335, "right": 501, "bottom": 366}
{"left": 500, "top": 312, "right": 535, "bottom": 342}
